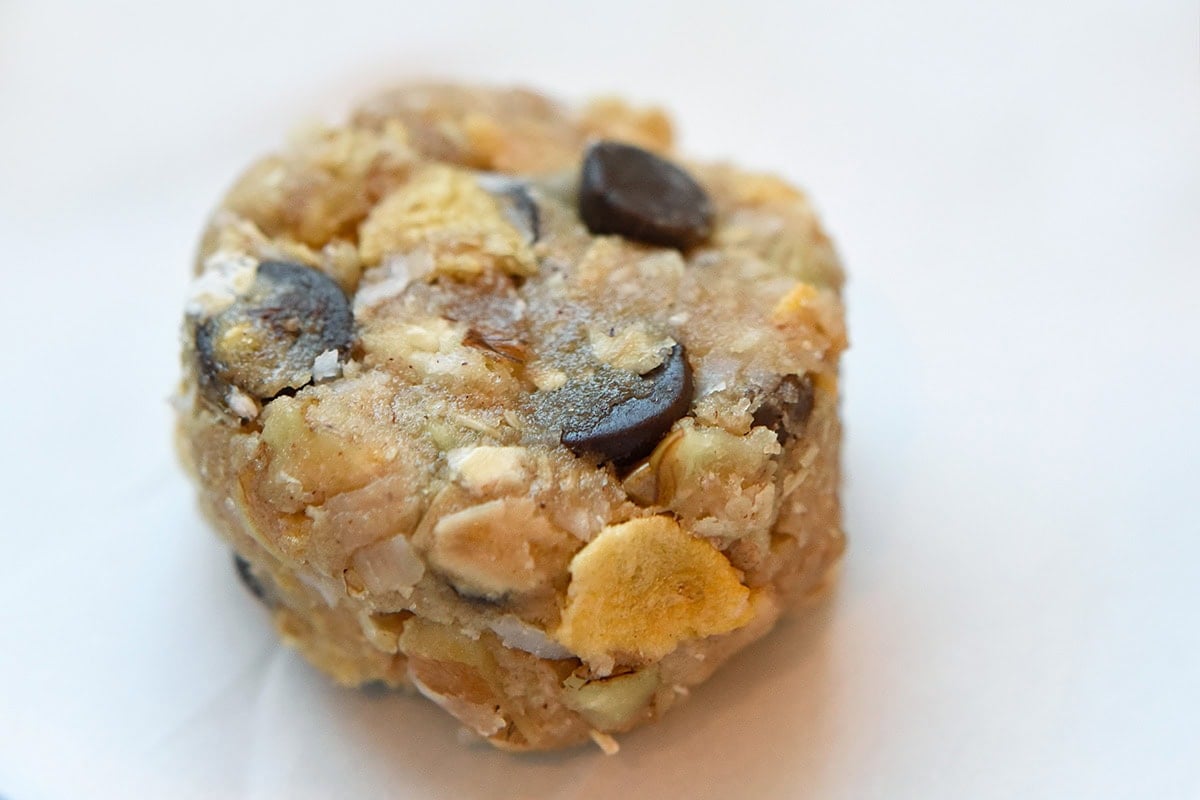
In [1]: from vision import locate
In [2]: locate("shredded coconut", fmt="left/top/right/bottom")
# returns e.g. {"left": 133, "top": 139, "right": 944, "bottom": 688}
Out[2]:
{"left": 185, "top": 251, "right": 257, "bottom": 317}
{"left": 353, "top": 250, "right": 433, "bottom": 313}
{"left": 311, "top": 349, "right": 341, "bottom": 381}
{"left": 488, "top": 615, "right": 574, "bottom": 660}
{"left": 297, "top": 570, "right": 343, "bottom": 607}
{"left": 589, "top": 730, "right": 620, "bottom": 755}
{"left": 225, "top": 387, "right": 259, "bottom": 420}
{"left": 351, "top": 535, "right": 425, "bottom": 597}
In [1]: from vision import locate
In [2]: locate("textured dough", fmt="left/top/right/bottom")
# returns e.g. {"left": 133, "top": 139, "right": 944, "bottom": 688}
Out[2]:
{"left": 175, "top": 82, "right": 846, "bottom": 752}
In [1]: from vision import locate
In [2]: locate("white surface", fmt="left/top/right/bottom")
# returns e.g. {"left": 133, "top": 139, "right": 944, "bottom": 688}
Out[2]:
{"left": 1, "top": 1, "right": 1198, "bottom": 798}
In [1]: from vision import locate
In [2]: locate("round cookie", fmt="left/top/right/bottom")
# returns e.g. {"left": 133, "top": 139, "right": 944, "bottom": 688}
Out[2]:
{"left": 175, "top": 83, "right": 847, "bottom": 752}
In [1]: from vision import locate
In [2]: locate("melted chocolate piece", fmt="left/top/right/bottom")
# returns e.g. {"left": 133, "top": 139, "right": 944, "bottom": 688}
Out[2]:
{"left": 194, "top": 261, "right": 354, "bottom": 411}
{"left": 577, "top": 141, "right": 713, "bottom": 249}
{"left": 561, "top": 344, "right": 694, "bottom": 465}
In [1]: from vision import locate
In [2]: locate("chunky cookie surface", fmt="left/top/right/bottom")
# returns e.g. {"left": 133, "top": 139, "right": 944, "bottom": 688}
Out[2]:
{"left": 176, "top": 83, "right": 846, "bottom": 752}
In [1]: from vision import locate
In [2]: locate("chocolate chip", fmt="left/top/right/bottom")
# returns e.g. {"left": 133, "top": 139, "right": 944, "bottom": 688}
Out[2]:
{"left": 477, "top": 174, "right": 540, "bottom": 243}
{"left": 233, "top": 553, "right": 270, "bottom": 604}
{"left": 562, "top": 344, "right": 694, "bottom": 465}
{"left": 578, "top": 141, "right": 713, "bottom": 249}
{"left": 194, "top": 261, "right": 354, "bottom": 412}
{"left": 752, "top": 374, "right": 815, "bottom": 443}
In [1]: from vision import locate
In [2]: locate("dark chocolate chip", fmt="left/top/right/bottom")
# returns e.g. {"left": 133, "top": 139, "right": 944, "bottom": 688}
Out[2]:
{"left": 752, "top": 373, "right": 815, "bottom": 443}
{"left": 477, "top": 174, "right": 540, "bottom": 243}
{"left": 233, "top": 553, "right": 270, "bottom": 604}
{"left": 194, "top": 261, "right": 354, "bottom": 411}
{"left": 578, "top": 141, "right": 714, "bottom": 249}
{"left": 562, "top": 344, "right": 694, "bottom": 465}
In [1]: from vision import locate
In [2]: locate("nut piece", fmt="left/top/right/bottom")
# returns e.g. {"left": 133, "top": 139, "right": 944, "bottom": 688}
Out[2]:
{"left": 358, "top": 165, "right": 537, "bottom": 276}
{"left": 193, "top": 260, "right": 354, "bottom": 411}
{"left": 427, "top": 498, "right": 573, "bottom": 597}
{"left": 258, "top": 380, "right": 396, "bottom": 506}
{"left": 770, "top": 281, "right": 848, "bottom": 357}
{"left": 563, "top": 666, "right": 660, "bottom": 732}
{"left": 399, "top": 618, "right": 507, "bottom": 737}
{"left": 447, "top": 446, "right": 532, "bottom": 495}
{"left": 651, "top": 421, "right": 781, "bottom": 538}
{"left": 554, "top": 516, "right": 753, "bottom": 669}
{"left": 350, "top": 534, "right": 425, "bottom": 597}
{"left": 587, "top": 323, "right": 675, "bottom": 375}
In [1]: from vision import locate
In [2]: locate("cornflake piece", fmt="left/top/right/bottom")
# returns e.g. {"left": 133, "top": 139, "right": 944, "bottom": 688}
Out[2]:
{"left": 555, "top": 516, "right": 753, "bottom": 669}
{"left": 359, "top": 165, "right": 537, "bottom": 277}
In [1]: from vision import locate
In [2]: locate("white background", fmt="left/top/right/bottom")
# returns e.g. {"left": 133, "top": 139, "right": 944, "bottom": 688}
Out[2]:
{"left": 1, "top": 1, "right": 1198, "bottom": 798}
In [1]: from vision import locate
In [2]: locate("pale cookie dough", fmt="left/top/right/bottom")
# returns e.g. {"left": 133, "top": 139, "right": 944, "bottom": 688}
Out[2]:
{"left": 175, "top": 83, "right": 847, "bottom": 752}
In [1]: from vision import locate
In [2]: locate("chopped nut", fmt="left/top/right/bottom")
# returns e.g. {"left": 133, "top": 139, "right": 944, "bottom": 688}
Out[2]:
{"left": 620, "top": 460, "right": 658, "bottom": 506}
{"left": 399, "top": 617, "right": 490, "bottom": 667}
{"left": 771, "top": 282, "right": 848, "bottom": 355}
{"left": 563, "top": 666, "right": 660, "bottom": 731}
{"left": 360, "top": 315, "right": 516, "bottom": 393}
{"left": 446, "top": 446, "right": 531, "bottom": 495}
{"left": 427, "top": 498, "right": 574, "bottom": 597}
{"left": 587, "top": 323, "right": 675, "bottom": 375}
{"left": 350, "top": 534, "right": 425, "bottom": 597}
{"left": 361, "top": 315, "right": 461, "bottom": 362}
{"left": 526, "top": 362, "right": 568, "bottom": 391}
{"left": 399, "top": 618, "right": 507, "bottom": 737}
{"left": 260, "top": 395, "right": 389, "bottom": 503}
{"left": 488, "top": 615, "right": 573, "bottom": 660}
{"left": 554, "top": 516, "right": 753, "bottom": 668}
{"left": 650, "top": 420, "right": 780, "bottom": 539}
{"left": 358, "top": 610, "right": 412, "bottom": 653}
{"left": 225, "top": 122, "right": 414, "bottom": 248}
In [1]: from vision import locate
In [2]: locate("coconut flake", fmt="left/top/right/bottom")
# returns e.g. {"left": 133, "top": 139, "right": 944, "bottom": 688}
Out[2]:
{"left": 185, "top": 251, "right": 257, "bottom": 318}
{"left": 589, "top": 730, "right": 620, "bottom": 755}
{"left": 311, "top": 349, "right": 341, "bottom": 381}
{"left": 488, "top": 615, "right": 574, "bottom": 660}
{"left": 695, "top": 354, "right": 740, "bottom": 396}
{"left": 167, "top": 389, "right": 194, "bottom": 415}
{"left": 351, "top": 535, "right": 425, "bottom": 597}
{"left": 353, "top": 250, "right": 433, "bottom": 313}
{"left": 225, "top": 387, "right": 259, "bottom": 420}
{"left": 297, "top": 570, "right": 343, "bottom": 607}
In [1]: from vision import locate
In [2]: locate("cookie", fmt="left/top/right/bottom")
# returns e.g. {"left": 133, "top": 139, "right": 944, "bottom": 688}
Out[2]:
{"left": 174, "top": 83, "right": 847, "bottom": 752}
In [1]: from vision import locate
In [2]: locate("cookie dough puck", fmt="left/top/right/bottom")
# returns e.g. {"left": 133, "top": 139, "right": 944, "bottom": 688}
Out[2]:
{"left": 175, "top": 83, "right": 847, "bottom": 752}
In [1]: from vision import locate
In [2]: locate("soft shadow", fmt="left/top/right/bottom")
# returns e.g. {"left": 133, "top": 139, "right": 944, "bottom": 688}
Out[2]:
{"left": 296, "top": 594, "right": 843, "bottom": 800}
